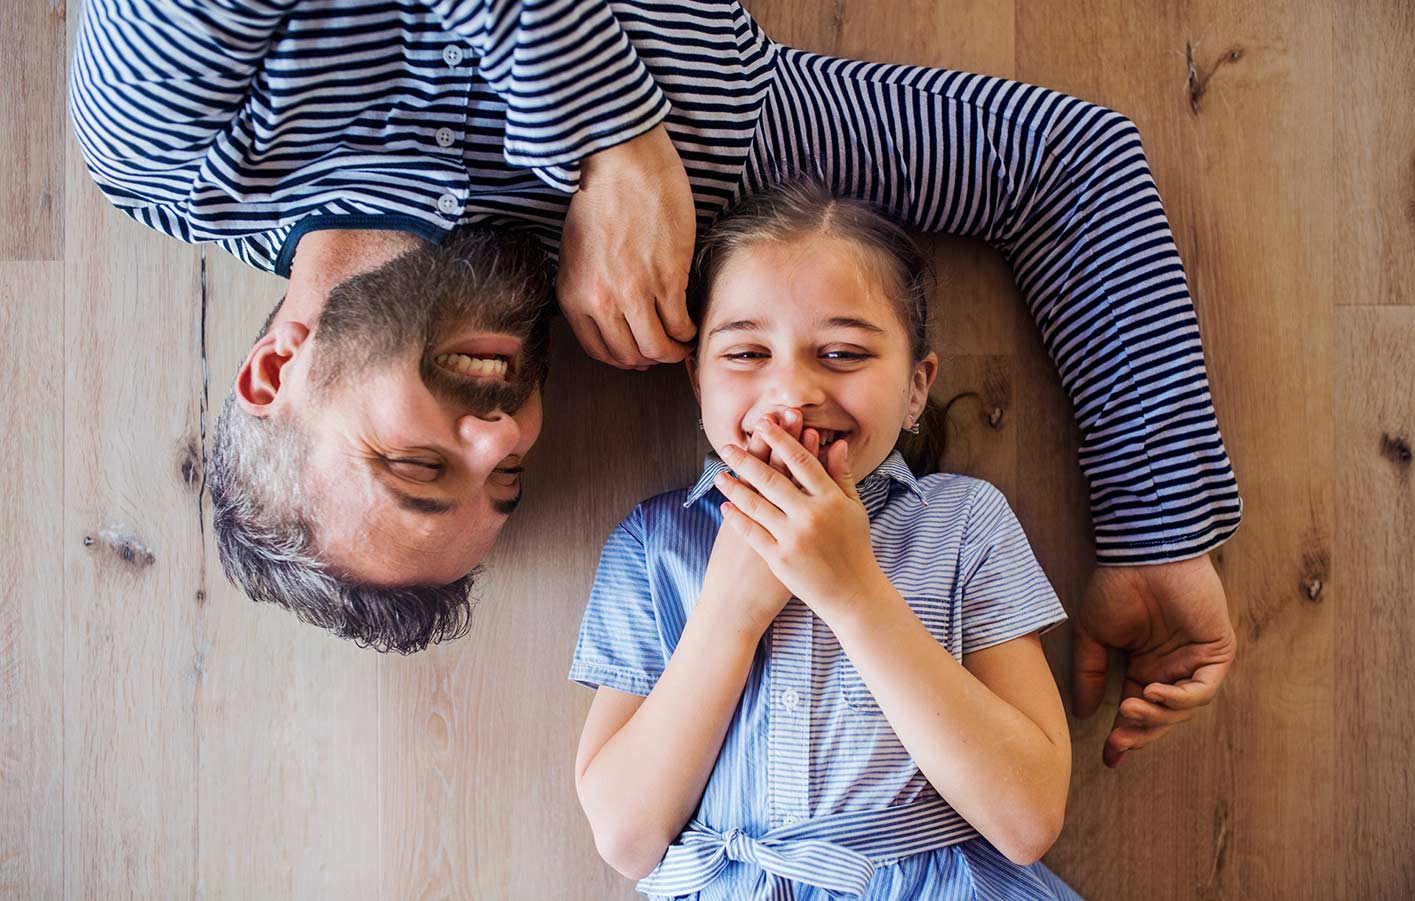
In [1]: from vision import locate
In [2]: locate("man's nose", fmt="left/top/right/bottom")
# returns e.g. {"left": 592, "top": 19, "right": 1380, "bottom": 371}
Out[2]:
{"left": 455, "top": 411, "right": 522, "bottom": 471}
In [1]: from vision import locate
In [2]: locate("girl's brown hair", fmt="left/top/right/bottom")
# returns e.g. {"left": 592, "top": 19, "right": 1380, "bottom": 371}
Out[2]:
{"left": 690, "top": 180, "right": 947, "bottom": 476}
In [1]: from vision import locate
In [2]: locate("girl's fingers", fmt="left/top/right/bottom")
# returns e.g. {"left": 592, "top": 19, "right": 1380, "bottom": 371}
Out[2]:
{"left": 754, "top": 420, "right": 834, "bottom": 495}
{"left": 720, "top": 445, "right": 808, "bottom": 515}
{"left": 720, "top": 501, "right": 777, "bottom": 554}
{"left": 713, "top": 470, "right": 789, "bottom": 534}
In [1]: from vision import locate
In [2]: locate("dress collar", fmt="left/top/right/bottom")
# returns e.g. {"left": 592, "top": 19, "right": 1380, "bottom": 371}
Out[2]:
{"left": 684, "top": 449, "right": 926, "bottom": 509}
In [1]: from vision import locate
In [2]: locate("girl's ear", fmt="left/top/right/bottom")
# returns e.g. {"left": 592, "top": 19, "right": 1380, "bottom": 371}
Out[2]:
{"left": 907, "top": 351, "right": 940, "bottom": 424}
{"left": 685, "top": 352, "right": 702, "bottom": 405}
{"left": 235, "top": 321, "right": 311, "bottom": 416}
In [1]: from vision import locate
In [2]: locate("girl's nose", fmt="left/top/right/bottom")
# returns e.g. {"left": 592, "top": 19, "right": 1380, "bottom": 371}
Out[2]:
{"left": 455, "top": 412, "right": 522, "bottom": 473}
{"left": 768, "top": 365, "right": 827, "bottom": 409}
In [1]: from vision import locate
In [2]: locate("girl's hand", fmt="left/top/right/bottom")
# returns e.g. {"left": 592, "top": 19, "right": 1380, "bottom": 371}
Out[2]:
{"left": 714, "top": 419, "right": 889, "bottom": 618}
{"left": 701, "top": 419, "right": 803, "bottom": 634}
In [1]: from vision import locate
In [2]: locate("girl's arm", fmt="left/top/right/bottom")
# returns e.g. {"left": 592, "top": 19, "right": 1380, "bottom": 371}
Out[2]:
{"left": 713, "top": 424, "right": 1069, "bottom": 866}
{"left": 825, "top": 594, "right": 1069, "bottom": 866}
{"left": 575, "top": 523, "right": 789, "bottom": 880}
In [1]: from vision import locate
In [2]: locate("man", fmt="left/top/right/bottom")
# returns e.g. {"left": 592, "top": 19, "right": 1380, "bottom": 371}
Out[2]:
{"left": 71, "top": 0, "right": 1240, "bottom": 766}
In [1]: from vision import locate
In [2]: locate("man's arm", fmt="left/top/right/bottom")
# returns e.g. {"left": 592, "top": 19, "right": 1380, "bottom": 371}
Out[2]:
{"left": 69, "top": 0, "right": 294, "bottom": 239}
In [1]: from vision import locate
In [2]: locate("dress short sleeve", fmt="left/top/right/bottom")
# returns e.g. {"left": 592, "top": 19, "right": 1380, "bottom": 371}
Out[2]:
{"left": 568, "top": 506, "right": 665, "bottom": 696}
{"left": 957, "top": 481, "right": 1068, "bottom": 656}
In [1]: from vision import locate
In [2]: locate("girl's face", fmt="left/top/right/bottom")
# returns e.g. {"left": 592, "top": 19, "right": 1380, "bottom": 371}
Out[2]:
{"left": 688, "top": 234, "right": 938, "bottom": 477}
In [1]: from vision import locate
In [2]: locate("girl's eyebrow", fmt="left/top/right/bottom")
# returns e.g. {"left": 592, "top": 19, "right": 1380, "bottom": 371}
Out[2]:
{"left": 822, "top": 316, "right": 886, "bottom": 334}
{"left": 706, "top": 318, "right": 761, "bottom": 337}
{"left": 706, "top": 316, "right": 886, "bottom": 338}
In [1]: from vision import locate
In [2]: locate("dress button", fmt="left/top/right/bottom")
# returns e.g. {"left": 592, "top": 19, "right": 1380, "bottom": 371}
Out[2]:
{"left": 781, "top": 687, "right": 799, "bottom": 711}
{"left": 435, "top": 127, "right": 455, "bottom": 148}
{"left": 436, "top": 193, "right": 459, "bottom": 216}
{"left": 442, "top": 45, "right": 464, "bottom": 67}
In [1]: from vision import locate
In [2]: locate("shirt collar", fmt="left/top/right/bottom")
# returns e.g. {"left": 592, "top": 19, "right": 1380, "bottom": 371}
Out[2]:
{"left": 683, "top": 450, "right": 926, "bottom": 509}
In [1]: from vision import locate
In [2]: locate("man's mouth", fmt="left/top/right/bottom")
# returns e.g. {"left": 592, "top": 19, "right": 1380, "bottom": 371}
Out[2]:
{"left": 434, "top": 352, "right": 511, "bottom": 380}
{"left": 431, "top": 335, "right": 524, "bottom": 381}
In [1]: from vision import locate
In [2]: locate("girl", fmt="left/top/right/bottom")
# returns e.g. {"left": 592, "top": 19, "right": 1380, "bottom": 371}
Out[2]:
{"left": 570, "top": 181, "right": 1080, "bottom": 900}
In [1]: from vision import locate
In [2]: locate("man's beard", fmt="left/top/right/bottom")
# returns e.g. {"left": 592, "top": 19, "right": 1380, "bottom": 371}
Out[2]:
{"left": 307, "top": 229, "right": 552, "bottom": 416}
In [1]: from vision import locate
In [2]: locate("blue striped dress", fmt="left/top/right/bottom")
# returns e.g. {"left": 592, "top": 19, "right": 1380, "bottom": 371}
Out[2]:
{"left": 70, "top": 0, "right": 1241, "bottom": 563}
{"left": 571, "top": 452, "right": 1083, "bottom": 900}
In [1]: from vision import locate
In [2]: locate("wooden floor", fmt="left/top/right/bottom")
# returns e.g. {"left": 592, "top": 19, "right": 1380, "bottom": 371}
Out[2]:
{"left": 3, "top": 1, "right": 1412, "bottom": 898}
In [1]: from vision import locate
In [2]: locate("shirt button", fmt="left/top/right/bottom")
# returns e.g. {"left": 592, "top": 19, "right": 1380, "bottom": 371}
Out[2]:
{"left": 782, "top": 815, "right": 801, "bottom": 827}
{"left": 437, "top": 193, "right": 459, "bottom": 216}
{"left": 781, "top": 688, "right": 799, "bottom": 711}
{"left": 442, "top": 45, "right": 464, "bottom": 67}
{"left": 435, "top": 127, "right": 455, "bottom": 148}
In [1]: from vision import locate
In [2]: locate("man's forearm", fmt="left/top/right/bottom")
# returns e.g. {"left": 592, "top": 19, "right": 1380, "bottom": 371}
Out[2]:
{"left": 577, "top": 590, "right": 763, "bottom": 879}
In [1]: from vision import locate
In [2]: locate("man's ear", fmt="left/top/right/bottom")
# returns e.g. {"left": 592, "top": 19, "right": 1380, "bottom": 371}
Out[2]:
{"left": 235, "top": 321, "right": 311, "bottom": 416}
{"left": 907, "top": 351, "right": 940, "bottom": 423}
{"left": 684, "top": 352, "right": 702, "bottom": 405}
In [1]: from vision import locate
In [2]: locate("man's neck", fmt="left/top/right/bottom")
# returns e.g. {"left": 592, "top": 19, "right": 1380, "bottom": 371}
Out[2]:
{"left": 276, "top": 228, "right": 425, "bottom": 326}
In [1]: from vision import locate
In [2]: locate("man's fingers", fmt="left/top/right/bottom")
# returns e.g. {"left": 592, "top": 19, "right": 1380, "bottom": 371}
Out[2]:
{"left": 598, "top": 314, "right": 654, "bottom": 369}
{"left": 1142, "top": 660, "right": 1229, "bottom": 710}
{"left": 656, "top": 291, "right": 697, "bottom": 343}
{"left": 1071, "top": 628, "right": 1110, "bottom": 720}
{"left": 626, "top": 299, "right": 690, "bottom": 364}
{"left": 1118, "top": 696, "right": 1196, "bottom": 728}
{"left": 568, "top": 314, "right": 615, "bottom": 367}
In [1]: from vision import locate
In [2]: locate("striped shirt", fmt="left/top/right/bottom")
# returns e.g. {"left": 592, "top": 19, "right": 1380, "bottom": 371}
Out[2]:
{"left": 70, "top": 0, "right": 1241, "bottom": 564}
{"left": 569, "top": 452, "right": 1079, "bottom": 899}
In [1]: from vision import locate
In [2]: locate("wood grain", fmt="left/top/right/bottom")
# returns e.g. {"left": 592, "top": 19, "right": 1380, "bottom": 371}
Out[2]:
{"left": 1335, "top": 307, "right": 1415, "bottom": 899}
{"left": 0, "top": 264, "right": 66, "bottom": 900}
{"left": 0, "top": 0, "right": 66, "bottom": 260}
{"left": 61, "top": 149, "right": 205, "bottom": 897}
{"left": 1334, "top": 0, "right": 1415, "bottom": 305}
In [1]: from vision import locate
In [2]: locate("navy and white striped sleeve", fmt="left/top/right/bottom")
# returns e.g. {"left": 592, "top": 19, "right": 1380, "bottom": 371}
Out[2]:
{"left": 69, "top": 0, "right": 292, "bottom": 241}
{"left": 430, "top": 0, "right": 671, "bottom": 192}
{"left": 568, "top": 507, "right": 665, "bottom": 696}
{"left": 955, "top": 480, "right": 1068, "bottom": 656}
{"left": 992, "top": 93, "right": 1241, "bottom": 566}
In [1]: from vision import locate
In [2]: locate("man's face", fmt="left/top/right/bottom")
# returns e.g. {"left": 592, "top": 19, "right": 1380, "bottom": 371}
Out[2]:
{"left": 282, "top": 238, "right": 551, "bottom": 586}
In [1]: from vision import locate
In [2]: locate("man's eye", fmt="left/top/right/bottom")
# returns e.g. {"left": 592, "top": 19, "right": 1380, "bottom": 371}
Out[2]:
{"left": 386, "top": 458, "right": 443, "bottom": 482}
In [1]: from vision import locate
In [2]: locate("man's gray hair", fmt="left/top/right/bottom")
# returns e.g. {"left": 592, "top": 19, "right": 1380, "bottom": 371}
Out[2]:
{"left": 208, "top": 392, "right": 476, "bottom": 653}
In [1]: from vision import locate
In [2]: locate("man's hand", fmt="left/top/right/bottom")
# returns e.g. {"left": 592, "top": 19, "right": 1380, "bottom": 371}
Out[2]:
{"left": 1071, "top": 554, "right": 1238, "bottom": 767}
{"left": 558, "top": 124, "right": 697, "bottom": 369}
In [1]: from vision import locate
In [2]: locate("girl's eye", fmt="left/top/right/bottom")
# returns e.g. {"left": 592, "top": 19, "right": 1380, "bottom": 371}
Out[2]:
{"left": 823, "top": 349, "right": 871, "bottom": 361}
{"left": 723, "top": 350, "right": 768, "bottom": 361}
{"left": 385, "top": 457, "right": 444, "bottom": 482}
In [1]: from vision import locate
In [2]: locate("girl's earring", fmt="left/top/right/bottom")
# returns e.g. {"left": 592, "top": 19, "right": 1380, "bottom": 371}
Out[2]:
{"left": 697, "top": 418, "right": 705, "bottom": 432}
{"left": 905, "top": 420, "right": 921, "bottom": 435}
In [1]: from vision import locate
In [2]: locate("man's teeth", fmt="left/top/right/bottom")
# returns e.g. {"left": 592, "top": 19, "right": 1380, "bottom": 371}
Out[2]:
{"left": 434, "top": 353, "right": 508, "bottom": 378}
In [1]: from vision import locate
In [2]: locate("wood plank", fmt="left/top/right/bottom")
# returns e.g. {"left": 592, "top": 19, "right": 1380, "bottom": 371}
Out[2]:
{"left": 0, "top": 264, "right": 66, "bottom": 900}
{"left": 61, "top": 138, "right": 205, "bottom": 898}
{"left": 0, "top": 0, "right": 65, "bottom": 260}
{"left": 1019, "top": 1, "right": 1337, "bottom": 898}
{"left": 1335, "top": 307, "right": 1415, "bottom": 899}
{"left": 193, "top": 252, "right": 381, "bottom": 899}
{"left": 1334, "top": 0, "right": 1415, "bottom": 305}
{"left": 379, "top": 321, "right": 696, "bottom": 899}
